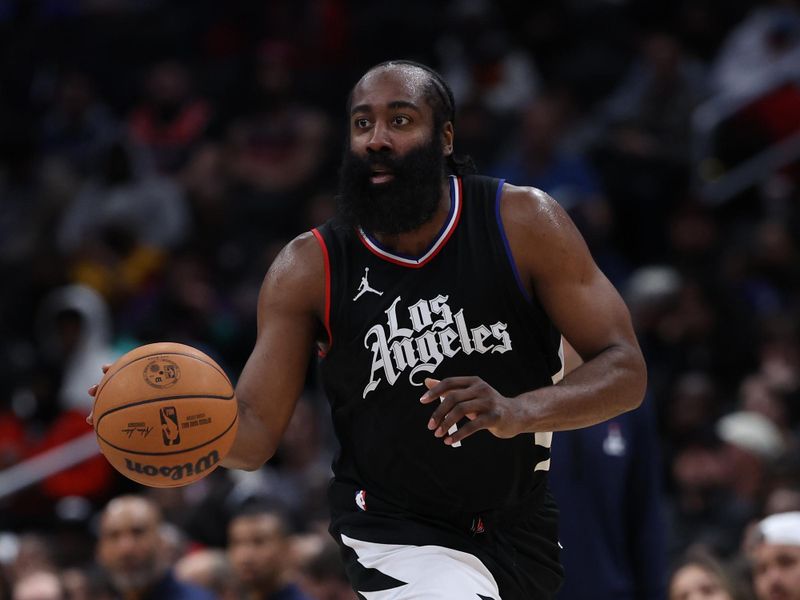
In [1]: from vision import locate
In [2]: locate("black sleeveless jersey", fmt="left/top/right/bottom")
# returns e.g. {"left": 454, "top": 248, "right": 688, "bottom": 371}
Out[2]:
{"left": 313, "top": 175, "right": 563, "bottom": 519}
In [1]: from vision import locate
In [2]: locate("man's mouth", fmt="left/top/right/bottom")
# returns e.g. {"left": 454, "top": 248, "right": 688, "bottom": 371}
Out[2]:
{"left": 370, "top": 167, "right": 394, "bottom": 185}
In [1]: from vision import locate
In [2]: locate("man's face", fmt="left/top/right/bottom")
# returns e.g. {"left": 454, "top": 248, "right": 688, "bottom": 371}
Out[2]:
{"left": 752, "top": 543, "right": 800, "bottom": 600}
{"left": 337, "top": 66, "right": 452, "bottom": 235}
{"left": 228, "top": 514, "right": 286, "bottom": 591}
{"left": 97, "top": 498, "right": 164, "bottom": 593}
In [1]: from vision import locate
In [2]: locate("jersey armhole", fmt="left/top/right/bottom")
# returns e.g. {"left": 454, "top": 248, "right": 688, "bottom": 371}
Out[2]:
{"left": 493, "top": 180, "right": 534, "bottom": 304}
{"left": 311, "top": 228, "right": 333, "bottom": 356}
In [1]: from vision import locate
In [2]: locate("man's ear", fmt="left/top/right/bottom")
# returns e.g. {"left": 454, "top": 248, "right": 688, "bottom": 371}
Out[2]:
{"left": 442, "top": 121, "right": 454, "bottom": 156}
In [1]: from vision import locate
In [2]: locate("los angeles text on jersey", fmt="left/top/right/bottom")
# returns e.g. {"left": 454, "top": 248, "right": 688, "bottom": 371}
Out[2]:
{"left": 362, "top": 294, "right": 512, "bottom": 398}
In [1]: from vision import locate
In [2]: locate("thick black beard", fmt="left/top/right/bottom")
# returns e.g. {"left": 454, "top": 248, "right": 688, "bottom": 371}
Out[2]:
{"left": 336, "top": 136, "right": 446, "bottom": 235}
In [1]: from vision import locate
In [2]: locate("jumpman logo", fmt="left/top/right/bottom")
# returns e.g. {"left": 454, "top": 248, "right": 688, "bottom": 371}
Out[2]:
{"left": 354, "top": 267, "right": 383, "bottom": 301}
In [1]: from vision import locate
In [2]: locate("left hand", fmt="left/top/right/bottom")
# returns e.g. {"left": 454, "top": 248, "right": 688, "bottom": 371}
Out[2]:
{"left": 420, "top": 377, "right": 522, "bottom": 445}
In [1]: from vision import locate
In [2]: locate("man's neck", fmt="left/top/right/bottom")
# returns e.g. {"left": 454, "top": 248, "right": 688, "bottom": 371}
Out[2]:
{"left": 371, "top": 179, "right": 451, "bottom": 256}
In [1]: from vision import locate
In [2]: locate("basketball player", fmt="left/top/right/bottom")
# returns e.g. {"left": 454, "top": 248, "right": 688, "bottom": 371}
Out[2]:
{"left": 92, "top": 60, "right": 647, "bottom": 598}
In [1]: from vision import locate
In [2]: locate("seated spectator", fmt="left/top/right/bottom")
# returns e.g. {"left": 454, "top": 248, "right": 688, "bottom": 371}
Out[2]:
{"left": 747, "top": 511, "right": 800, "bottom": 600}
{"left": 227, "top": 503, "right": 312, "bottom": 600}
{"left": 96, "top": 495, "right": 216, "bottom": 600}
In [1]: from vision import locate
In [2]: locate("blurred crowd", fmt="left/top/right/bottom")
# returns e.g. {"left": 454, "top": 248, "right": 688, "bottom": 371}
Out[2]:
{"left": 1, "top": 0, "right": 800, "bottom": 598}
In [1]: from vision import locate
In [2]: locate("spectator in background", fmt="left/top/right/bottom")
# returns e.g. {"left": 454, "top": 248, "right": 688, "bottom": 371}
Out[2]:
{"left": 593, "top": 30, "right": 707, "bottom": 262}
{"left": 716, "top": 411, "right": 785, "bottom": 514}
{"left": 35, "top": 284, "right": 115, "bottom": 414}
{"left": 739, "top": 374, "right": 796, "bottom": 452}
{"left": 227, "top": 503, "right": 312, "bottom": 600}
{"left": 56, "top": 141, "right": 189, "bottom": 257}
{"left": 128, "top": 60, "right": 212, "bottom": 175}
{"left": 667, "top": 411, "right": 785, "bottom": 558}
{"left": 668, "top": 548, "right": 752, "bottom": 600}
{"left": 24, "top": 284, "right": 116, "bottom": 503}
{"left": 96, "top": 495, "right": 216, "bottom": 600}
{"left": 438, "top": 3, "right": 540, "bottom": 117}
{"left": 551, "top": 340, "right": 667, "bottom": 599}
{"left": 38, "top": 70, "right": 119, "bottom": 177}
{"left": 747, "top": 511, "right": 800, "bottom": 600}
{"left": 222, "top": 40, "right": 332, "bottom": 240}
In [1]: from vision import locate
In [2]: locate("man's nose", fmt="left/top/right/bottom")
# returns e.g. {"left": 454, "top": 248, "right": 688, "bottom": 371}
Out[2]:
{"left": 366, "top": 122, "right": 392, "bottom": 153}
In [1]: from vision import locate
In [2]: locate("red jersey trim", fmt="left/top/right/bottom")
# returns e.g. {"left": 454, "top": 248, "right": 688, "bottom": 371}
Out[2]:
{"left": 356, "top": 176, "right": 462, "bottom": 269}
{"left": 311, "top": 228, "right": 332, "bottom": 357}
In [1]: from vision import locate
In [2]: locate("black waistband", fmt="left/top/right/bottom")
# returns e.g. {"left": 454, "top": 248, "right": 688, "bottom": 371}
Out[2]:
{"left": 328, "top": 478, "right": 547, "bottom": 534}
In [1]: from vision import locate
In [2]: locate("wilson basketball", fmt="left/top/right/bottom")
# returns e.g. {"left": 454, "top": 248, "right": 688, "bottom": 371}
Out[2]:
{"left": 93, "top": 342, "right": 238, "bottom": 488}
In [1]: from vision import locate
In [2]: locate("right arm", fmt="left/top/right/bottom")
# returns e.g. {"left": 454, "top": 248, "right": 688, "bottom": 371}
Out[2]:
{"left": 221, "top": 232, "right": 325, "bottom": 470}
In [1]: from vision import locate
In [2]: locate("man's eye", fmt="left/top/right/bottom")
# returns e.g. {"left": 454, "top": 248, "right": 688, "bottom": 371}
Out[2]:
{"left": 354, "top": 118, "right": 370, "bottom": 128}
{"left": 392, "top": 116, "right": 410, "bottom": 126}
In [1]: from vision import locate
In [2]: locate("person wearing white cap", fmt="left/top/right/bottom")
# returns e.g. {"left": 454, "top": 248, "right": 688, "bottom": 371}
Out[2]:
{"left": 749, "top": 511, "right": 800, "bottom": 600}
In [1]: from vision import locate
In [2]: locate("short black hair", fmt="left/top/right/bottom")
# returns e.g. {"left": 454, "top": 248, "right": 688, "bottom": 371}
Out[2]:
{"left": 347, "top": 60, "right": 476, "bottom": 176}
{"left": 228, "top": 499, "right": 292, "bottom": 536}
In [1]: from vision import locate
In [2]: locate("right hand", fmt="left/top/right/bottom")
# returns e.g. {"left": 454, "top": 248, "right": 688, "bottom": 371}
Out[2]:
{"left": 86, "top": 363, "right": 112, "bottom": 426}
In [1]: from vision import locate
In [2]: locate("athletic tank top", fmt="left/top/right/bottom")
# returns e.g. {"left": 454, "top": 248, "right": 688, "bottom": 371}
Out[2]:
{"left": 313, "top": 174, "right": 563, "bottom": 518}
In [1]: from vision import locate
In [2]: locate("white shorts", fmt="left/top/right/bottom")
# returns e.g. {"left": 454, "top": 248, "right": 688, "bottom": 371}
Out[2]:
{"left": 341, "top": 533, "right": 500, "bottom": 599}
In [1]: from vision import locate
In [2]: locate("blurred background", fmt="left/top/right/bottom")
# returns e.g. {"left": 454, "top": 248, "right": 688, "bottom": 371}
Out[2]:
{"left": 0, "top": 0, "right": 799, "bottom": 598}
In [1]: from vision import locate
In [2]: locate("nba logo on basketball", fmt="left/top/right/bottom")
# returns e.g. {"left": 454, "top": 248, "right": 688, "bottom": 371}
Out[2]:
{"left": 159, "top": 407, "right": 181, "bottom": 446}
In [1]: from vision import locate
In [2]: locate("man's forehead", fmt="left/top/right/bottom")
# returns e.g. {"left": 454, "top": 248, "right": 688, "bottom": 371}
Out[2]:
{"left": 353, "top": 65, "right": 429, "bottom": 105}
{"left": 753, "top": 542, "right": 800, "bottom": 560}
{"left": 101, "top": 498, "right": 157, "bottom": 528}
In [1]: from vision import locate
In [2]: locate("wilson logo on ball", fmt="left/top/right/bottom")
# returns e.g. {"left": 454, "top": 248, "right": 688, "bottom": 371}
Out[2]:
{"left": 123, "top": 450, "right": 220, "bottom": 481}
{"left": 159, "top": 406, "right": 181, "bottom": 446}
{"left": 143, "top": 358, "right": 180, "bottom": 389}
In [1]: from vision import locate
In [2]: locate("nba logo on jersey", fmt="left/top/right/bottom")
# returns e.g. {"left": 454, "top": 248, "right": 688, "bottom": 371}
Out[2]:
{"left": 160, "top": 406, "right": 181, "bottom": 446}
{"left": 355, "top": 489, "right": 367, "bottom": 511}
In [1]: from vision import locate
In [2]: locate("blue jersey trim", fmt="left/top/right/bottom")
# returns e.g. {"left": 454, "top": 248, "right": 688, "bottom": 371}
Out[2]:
{"left": 494, "top": 179, "right": 533, "bottom": 304}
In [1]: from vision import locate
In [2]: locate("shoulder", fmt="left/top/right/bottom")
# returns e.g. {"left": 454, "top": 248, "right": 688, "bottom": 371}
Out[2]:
{"left": 497, "top": 183, "right": 593, "bottom": 283}
{"left": 499, "top": 183, "right": 585, "bottom": 254}
{"left": 270, "top": 231, "right": 324, "bottom": 274}
{"left": 259, "top": 231, "right": 325, "bottom": 317}
{"left": 264, "top": 232, "right": 323, "bottom": 291}
{"left": 498, "top": 183, "right": 571, "bottom": 234}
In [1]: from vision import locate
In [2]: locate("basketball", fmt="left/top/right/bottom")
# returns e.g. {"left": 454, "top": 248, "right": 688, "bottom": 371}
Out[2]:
{"left": 93, "top": 342, "right": 238, "bottom": 488}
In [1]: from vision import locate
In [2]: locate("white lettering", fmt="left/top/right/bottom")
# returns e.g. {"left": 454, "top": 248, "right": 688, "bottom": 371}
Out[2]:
{"left": 490, "top": 322, "right": 512, "bottom": 353}
{"left": 430, "top": 295, "right": 453, "bottom": 330}
{"left": 438, "top": 328, "right": 460, "bottom": 358}
{"left": 453, "top": 309, "right": 474, "bottom": 355}
{"left": 472, "top": 324, "right": 493, "bottom": 353}
{"left": 361, "top": 296, "right": 515, "bottom": 398}
{"left": 386, "top": 296, "right": 413, "bottom": 339}
{"left": 409, "top": 299, "right": 433, "bottom": 332}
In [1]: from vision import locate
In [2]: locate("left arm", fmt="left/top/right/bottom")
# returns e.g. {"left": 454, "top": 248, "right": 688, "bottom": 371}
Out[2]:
{"left": 423, "top": 184, "right": 646, "bottom": 444}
